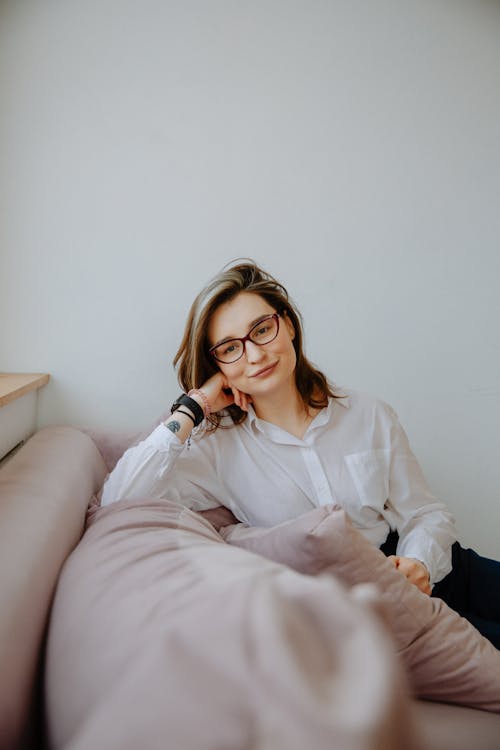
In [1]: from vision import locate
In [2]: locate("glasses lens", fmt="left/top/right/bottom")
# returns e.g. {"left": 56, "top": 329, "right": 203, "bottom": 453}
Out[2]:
{"left": 212, "top": 340, "right": 244, "bottom": 364}
{"left": 211, "top": 315, "right": 279, "bottom": 363}
{"left": 249, "top": 315, "right": 279, "bottom": 345}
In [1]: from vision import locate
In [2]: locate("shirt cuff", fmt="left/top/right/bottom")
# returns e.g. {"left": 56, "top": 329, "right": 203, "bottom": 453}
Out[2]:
{"left": 147, "top": 422, "right": 186, "bottom": 452}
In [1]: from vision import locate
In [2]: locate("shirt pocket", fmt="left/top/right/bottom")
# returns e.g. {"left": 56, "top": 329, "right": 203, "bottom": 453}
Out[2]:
{"left": 343, "top": 449, "right": 391, "bottom": 511}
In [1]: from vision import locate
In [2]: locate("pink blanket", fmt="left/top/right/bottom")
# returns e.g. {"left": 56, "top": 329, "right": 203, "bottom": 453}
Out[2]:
{"left": 45, "top": 500, "right": 418, "bottom": 750}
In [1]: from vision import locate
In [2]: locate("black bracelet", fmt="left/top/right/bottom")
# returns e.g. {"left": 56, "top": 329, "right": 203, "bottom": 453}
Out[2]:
{"left": 175, "top": 408, "right": 196, "bottom": 426}
{"left": 171, "top": 394, "right": 204, "bottom": 427}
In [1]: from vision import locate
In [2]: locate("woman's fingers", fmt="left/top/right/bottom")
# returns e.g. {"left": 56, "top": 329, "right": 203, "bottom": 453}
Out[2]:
{"left": 198, "top": 506, "right": 239, "bottom": 530}
{"left": 230, "top": 386, "right": 252, "bottom": 412}
{"left": 390, "top": 556, "right": 431, "bottom": 596}
{"left": 199, "top": 373, "right": 252, "bottom": 413}
{"left": 231, "top": 386, "right": 242, "bottom": 409}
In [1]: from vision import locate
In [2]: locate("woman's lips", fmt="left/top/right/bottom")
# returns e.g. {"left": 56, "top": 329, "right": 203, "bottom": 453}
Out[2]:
{"left": 249, "top": 361, "right": 278, "bottom": 378}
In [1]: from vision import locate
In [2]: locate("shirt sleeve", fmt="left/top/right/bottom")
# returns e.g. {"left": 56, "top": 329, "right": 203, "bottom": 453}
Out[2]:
{"left": 384, "top": 405, "right": 457, "bottom": 587}
{"left": 100, "top": 423, "right": 220, "bottom": 511}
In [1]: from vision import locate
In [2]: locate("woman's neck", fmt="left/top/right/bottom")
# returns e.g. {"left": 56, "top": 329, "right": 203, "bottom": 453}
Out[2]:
{"left": 252, "top": 384, "right": 318, "bottom": 439}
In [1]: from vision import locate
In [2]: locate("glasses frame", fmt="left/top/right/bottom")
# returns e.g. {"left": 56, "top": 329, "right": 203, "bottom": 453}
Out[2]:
{"left": 209, "top": 312, "right": 281, "bottom": 364}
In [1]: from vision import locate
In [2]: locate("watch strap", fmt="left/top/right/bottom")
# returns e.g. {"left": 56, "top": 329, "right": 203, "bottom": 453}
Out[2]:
{"left": 170, "top": 394, "right": 204, "bottom": 427}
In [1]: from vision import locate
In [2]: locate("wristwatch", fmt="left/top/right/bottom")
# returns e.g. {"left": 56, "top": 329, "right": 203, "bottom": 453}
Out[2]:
{"left": 170, "top": 394, "right": 204, "bottom": 427}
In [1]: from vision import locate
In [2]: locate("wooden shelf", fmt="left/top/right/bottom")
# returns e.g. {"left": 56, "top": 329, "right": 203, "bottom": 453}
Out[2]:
{"left": 0, "top": 373, "right": 50, "bottom": 408}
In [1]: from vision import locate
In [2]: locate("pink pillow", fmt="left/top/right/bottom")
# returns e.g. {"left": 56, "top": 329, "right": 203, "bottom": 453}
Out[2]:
{"left": 45, "top": 500, "right": 417, "bottom": 750}
{"left": 81, "top": 427, "right": 141, "bottom": 473}
{"left": 81, "top": 410, "right": 171, "bottom": 472}
{"left": 221, "top": 505, "right": 500, "bottom": 712}
{"left": 0, "top": 426, "right": 107, "bottom": 749}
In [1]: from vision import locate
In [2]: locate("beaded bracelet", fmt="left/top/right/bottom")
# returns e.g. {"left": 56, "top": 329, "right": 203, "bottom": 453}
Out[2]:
{"left": 188, "top": 388, "right": 211, "bottom": 418}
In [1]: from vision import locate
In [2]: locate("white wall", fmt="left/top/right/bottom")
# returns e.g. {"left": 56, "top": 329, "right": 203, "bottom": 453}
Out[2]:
{"left": 1, "top": 0, "right": 499, "bottom": 557}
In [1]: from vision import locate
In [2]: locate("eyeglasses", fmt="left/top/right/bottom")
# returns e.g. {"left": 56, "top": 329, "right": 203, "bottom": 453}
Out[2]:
{"left": 209, "top": 313, "right": 281, "bottom": 364}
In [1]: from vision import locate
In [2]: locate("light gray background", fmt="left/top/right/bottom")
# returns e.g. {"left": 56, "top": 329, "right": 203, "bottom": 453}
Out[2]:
{"left": 1, "top": 0, "right": 499, "bottom": 556}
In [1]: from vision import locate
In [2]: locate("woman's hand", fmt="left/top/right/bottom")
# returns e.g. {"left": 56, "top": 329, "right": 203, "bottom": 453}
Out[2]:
{"left": 387, "top": 555, "right": 431, "bottom": 595}
{"left": 195, "top": 372, "right": 252, "bottom": 414}
{"left": 198, "top": 506, "right": 239, "bottom": 531}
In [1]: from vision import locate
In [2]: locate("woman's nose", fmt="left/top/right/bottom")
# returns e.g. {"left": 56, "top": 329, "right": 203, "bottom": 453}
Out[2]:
{"left": 244, "top": 340, "right": 265, "bottom": 363}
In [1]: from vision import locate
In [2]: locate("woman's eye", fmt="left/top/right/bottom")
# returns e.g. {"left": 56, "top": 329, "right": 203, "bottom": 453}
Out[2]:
{"left": 255, "top": 324, "right": 270, "bottom": 337}
{"left": 223, "top": 342, "right": 237, "bottom": 354}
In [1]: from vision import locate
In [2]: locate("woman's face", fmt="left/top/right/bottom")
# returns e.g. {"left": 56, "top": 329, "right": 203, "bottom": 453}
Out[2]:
{"left": 207, "top": 292, "right": 297, "bottom": 399}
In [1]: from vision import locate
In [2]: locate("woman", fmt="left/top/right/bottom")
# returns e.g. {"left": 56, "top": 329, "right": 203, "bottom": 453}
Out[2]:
{"left": 101, "top": 259, "right": 500, "bottom": 647}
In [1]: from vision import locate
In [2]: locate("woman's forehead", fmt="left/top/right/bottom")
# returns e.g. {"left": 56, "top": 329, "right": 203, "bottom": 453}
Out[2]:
{"left": 208, "top": 293, "right": 275, "bottom": 341}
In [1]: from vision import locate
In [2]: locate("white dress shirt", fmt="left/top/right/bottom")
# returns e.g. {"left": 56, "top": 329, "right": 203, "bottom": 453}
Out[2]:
{"left": 101, "top": 389, "right": 457, "bottom": 585}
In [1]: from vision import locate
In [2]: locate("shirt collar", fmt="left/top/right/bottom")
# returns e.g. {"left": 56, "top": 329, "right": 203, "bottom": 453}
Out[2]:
{"left": 244, "top": 392, "right": 350, "bottom": 441}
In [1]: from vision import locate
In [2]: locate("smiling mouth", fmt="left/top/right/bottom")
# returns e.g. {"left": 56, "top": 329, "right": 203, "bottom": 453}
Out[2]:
{"left": 250, "top": 361, "right": 278, "bottom": 378}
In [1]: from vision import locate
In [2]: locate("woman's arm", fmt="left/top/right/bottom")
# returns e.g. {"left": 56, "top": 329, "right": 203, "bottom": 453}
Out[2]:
{"left": 100, "top": 401, "right": 204, "bottom": 506}
{"left": 384, "top": 404, "right": 457, "bottom": 589}
{"left": 100, "top": 374, "right": 249, "bottom": 507}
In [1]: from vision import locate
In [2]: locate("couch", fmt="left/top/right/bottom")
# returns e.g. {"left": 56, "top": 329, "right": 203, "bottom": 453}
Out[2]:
{"left": 1, "top": 426, "right": 499, "bottom": 749}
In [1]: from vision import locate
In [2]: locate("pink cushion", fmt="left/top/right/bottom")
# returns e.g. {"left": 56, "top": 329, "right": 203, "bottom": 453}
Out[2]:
{"left": 0, "top": 427, "right": 107, "bottom": 750}
{"left": 221, "top": 506, "right": 500, "bottom": 712}
{"left": 81, "top": 410, "right": 170, "bottom": 472}
{"left": 81, "top": 426, "right": 141, "bottom": 472}
{"left": 45, "top": 500, "right": 418, "bottom": 750}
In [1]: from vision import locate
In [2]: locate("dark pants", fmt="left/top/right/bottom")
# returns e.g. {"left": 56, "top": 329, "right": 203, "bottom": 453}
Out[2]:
{"left": 380, "top": 531, "right": 500, "bottom": 650}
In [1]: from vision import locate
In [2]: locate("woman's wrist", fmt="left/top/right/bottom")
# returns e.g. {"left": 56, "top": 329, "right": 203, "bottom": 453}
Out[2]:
{"left": 166, "top": 391, "right": 210, "bottom": 445}
{"left": 163, "top": 410, "right": 195, "bottom": 443}
{"left": 188, "top": 388, "right": 211, "bottom": 417}
{"left": 170, "top": 394, "right": 205, "bottom": 426}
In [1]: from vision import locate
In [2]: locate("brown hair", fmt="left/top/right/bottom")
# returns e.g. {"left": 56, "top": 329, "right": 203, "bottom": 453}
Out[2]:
{"left": 173, "top": 259, "right": 337, "bottom": 429}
